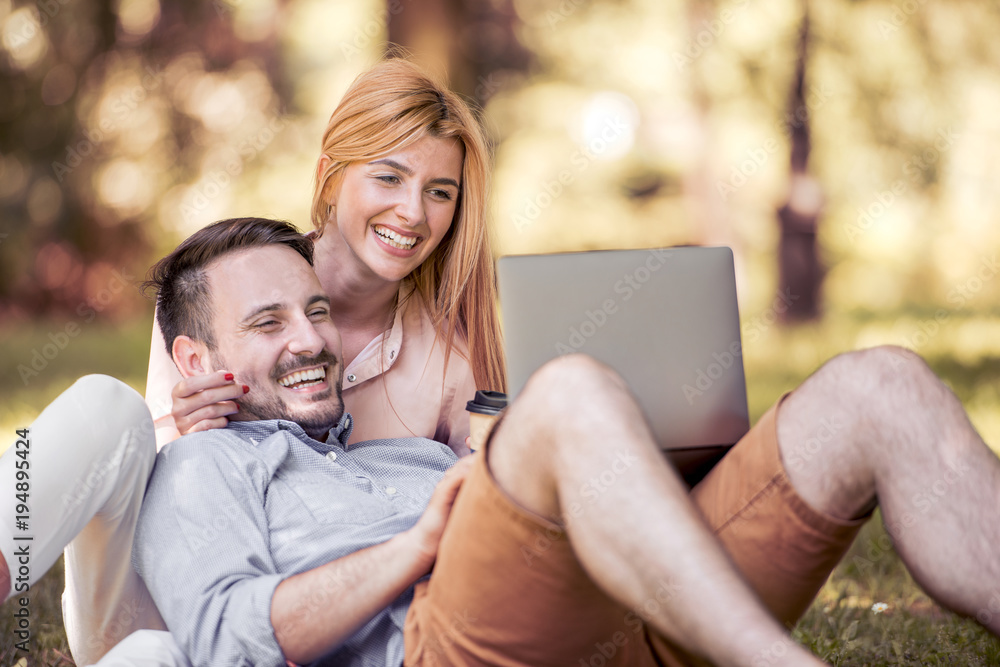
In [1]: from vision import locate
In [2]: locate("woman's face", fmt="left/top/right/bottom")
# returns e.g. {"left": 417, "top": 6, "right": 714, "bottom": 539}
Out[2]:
{"left": 328, "top": 134, "right": 464, "bottom": 285}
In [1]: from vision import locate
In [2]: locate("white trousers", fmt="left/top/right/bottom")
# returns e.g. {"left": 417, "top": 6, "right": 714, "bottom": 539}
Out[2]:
{"left": 91, "top": 630, "right": 192, "bottom": 667}
{"left": 0, "top": 375, "right": 169, "bottom": 665}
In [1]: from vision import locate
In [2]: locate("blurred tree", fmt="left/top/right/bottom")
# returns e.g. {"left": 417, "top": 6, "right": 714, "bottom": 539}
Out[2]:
{"left": 386, "top": 0, "right": 530, "bottom": 104}
{"left": 0, "top": 0, "right": 292, "bottom": 321}
{"left": 776, "top": 0, "right": 823, "bottom": 321}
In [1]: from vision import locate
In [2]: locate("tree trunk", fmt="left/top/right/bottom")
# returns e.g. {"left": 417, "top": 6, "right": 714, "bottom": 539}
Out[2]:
{"left": 386, "top": 0, "right": 529, "bottom": 105}
{"left": 777, "top": 0, "right": 824, "bottom": 321}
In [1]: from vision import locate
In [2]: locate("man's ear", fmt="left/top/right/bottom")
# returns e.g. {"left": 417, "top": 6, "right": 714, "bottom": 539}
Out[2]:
{"left": 172, "top": 335, "right": 214, "bottom": 379}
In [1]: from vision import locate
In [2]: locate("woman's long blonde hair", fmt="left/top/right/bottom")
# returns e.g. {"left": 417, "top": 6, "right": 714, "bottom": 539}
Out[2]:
{"left": 311, "top": 58, "right": 506, "bottom": 392}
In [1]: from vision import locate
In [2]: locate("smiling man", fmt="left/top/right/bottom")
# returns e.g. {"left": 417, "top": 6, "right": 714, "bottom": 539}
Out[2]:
{"left": 130, "top": 217, "right": 1000, "bottom": 667}
{"left": 159, "top": 229, "right": 343, "bottom": 439}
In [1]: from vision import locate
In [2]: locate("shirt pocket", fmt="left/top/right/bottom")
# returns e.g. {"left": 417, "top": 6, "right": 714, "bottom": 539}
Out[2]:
{"left": 286, "top": 480, "right": 396, "bottom": 526}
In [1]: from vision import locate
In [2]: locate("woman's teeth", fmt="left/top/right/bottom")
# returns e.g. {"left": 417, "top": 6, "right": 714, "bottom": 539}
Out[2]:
{"left": 374, "top": 226, "right": 418, "bottom": 249}
{"left": 278, "top": 367, "right": 326, "bottom": 388}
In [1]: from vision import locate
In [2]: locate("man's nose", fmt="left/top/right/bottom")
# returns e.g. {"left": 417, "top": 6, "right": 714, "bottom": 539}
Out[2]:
{"left": 286, "top": 315, "right": 325, "bottom": 356}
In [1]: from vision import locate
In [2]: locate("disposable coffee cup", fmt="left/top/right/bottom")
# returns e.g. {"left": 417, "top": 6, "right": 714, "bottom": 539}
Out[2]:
{"left": 465, "top": 390, "right": 507, "bottom": 451}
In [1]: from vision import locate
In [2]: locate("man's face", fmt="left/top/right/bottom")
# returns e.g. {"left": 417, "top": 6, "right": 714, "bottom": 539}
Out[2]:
{"left": 203, "top": 245, "right": 345, "bottom": 439}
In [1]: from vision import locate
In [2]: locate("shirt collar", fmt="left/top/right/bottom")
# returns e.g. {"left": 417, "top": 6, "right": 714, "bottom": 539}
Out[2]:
{"left": 342, "top": 281, "right": 410, "bottom": 388}
{"left": 225, "top": 411, "right": 354, "bottom": 448}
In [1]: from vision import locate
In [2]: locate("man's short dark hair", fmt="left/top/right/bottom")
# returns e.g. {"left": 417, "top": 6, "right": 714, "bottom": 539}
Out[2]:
{"left": 143, "top": 217, "right": 314, "bottom": 355}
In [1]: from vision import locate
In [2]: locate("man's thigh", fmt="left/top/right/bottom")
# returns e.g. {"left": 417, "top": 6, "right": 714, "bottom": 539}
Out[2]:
{"left": 689, "top": 395, "right": 869, "bottom": 627}
{"left": 403, "top": 441, "right": 663, "bottom": 667}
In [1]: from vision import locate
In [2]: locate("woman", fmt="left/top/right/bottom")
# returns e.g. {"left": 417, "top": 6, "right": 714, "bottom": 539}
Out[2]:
{"left": 146, "top": 58, "right": 505, "bottom": 452}
{"left": 0, "top": 58, "right": 506, "bottom": 665}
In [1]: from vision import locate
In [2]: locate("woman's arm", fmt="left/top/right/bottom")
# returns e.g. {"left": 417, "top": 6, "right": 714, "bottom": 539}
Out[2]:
{"left": 145, "top": 317, "right": 184, "bottom": 448}
{"left": 440, "top": 350, "right": 478, "bottom": 455}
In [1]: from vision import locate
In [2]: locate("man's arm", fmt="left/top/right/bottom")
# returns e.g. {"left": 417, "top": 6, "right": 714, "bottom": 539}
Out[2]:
{"left": 135, "top": 430, "right": 473, "bottom": 666}
{"left": 272, "top": 457, "right": 472, "bottom": 664}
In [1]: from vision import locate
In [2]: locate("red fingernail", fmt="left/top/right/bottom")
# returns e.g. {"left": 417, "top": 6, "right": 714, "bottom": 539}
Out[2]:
{"left": 243, "top": 385, "right": 250, "bottom": 394}
{"left": 225, "top": 373, "right": 234, "bottom": 381}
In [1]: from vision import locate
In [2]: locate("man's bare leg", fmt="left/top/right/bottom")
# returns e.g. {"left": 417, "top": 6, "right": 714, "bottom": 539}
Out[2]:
{"left": 776, "top": 345, "right": 1000, "bottom": 632}
{"left": 489, "top": 355, "right": 825, "bottom": 667}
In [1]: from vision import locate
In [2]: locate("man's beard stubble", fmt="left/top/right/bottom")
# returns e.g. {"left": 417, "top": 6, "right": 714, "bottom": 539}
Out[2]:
{"left": 212, "top": 349, "right": 345, "bottom": 437}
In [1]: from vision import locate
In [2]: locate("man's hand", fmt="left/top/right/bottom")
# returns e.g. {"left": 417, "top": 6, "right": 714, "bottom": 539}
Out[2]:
{"left": 171, "top": 370, "right": 246, "bottom": 435}
{"left": 403, "top": 456, "right": 475, "bottom": 575}
{"left": 271, "top": 456, "right": 475, "bottom": 664}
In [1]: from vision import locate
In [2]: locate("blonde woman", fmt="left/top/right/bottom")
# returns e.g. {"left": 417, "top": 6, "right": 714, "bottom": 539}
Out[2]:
{"left": 0, "top": 58, "right": 506, "bottom": 665}
{"left": 147, "top": 58, "right": 505, "bottom": 452}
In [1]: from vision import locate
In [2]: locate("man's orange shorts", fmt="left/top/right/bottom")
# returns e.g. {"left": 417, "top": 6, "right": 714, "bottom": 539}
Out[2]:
{"left": 403, "top": 397, "right": 869, "bottom": 666}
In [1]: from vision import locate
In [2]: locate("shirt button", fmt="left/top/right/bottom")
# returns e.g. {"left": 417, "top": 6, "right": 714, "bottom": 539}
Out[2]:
{"left": 347, "top": 374, "right": 356, "bottom": 382}
{"left": 385, "top": 486, "right": 397, "bottom": 495}
{"left": 326, "top": 451, "right": 338, "bottom": 462}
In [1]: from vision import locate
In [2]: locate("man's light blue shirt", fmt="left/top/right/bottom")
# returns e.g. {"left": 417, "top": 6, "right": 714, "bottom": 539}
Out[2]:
{"left": 133, "top": 414, "right": 458, "bottom": 667}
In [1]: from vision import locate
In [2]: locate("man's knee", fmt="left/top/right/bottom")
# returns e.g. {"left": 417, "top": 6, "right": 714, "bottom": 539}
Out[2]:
{"left": 72, "top": 375, "right": 149, "bottom": 423}
{"left": 520, "top": 354, "right": 626, "bottom": 419}
{"left": 67, "top": 375, "right": 155, "bottom": 473}
{"left": 819, "top": 345, "right": 937, "bottom": 400}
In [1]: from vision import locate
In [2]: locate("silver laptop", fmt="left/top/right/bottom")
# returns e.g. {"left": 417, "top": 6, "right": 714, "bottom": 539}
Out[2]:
{"left": 497, "top": 246, "right": 749, "bottom": 485}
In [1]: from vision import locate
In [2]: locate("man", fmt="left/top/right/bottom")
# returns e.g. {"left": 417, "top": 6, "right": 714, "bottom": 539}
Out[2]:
{"left": 133, "top": 217, "right": 1000, "bottom": 666}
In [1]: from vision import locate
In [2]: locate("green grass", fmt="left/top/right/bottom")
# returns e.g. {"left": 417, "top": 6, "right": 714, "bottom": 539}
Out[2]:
{"left": 795, "top": 516, "right": 1000, "bottom": 665}
{"left": 0, "top": 318, "right": 152, "bottom": 453}
{"left": 0, "top": 311, "right": 999, "bottom": 664}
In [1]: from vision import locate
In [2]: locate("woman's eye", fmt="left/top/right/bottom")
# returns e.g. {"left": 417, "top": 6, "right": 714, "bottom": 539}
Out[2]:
{"left": 429, "top": 188, "right": 454, "bottom": 201}
{"left": 377, "top": 175, "right": 400, "bottom": 185}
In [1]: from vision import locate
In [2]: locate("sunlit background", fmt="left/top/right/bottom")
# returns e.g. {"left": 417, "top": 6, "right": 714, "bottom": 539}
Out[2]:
{"left": 3, "top": 2, "right": 1000, "bottom": 663}
{"left": 2, "top": 0, "right": 1000, "bottom": 446}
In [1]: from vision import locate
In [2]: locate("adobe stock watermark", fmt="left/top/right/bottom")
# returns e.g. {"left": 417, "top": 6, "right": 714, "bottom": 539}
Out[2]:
{"left": 180, "top": 116, "right": 288, "bottom": 222}
{"left": 84, "top": 593, "right": 156, "bottom": 658}
{"left": 422, "top": 609, "right": 478, "bottom": 660}
{"left": 5, "top": 0, "right": 73, "bottom": 49}
{"left": 51, "top": 67, "right": 164, "bottom": 182}
{"left": 889, "top": 254, "right": 998, "bottom": 359}
{"left": 877, "top": 0, "right": 927, "bottom": 39}
{"left": 716, "top": 84, "right": 832, "bottom": 202}
{"left": 60, "top": 412, "right": 152, "bottom": 513}
{"left": 672, "top": 0, "right": 750, "bottom": 72}
{"left": 976, "top": 590, "right": 1000, "bottom": 628}
{"left": 782, "top": 416, "right": 844, "bottom": 473}
{"left": 553, "top": 249, "right": 673, "bottom": 355}
{"left": 211, "top": 0, "right": 241, "bottom": 17}
{"left": 512, "top": 115, "right": 631, "bottom": 232}
{"left": 750, "top": 636, "right": 799, "bottom": 667}
{"left": 574, "top": 579, "right": 681, "bottom": 667}
{"left": 17, "top": 268, "right": 136, "bottom": 385}
{"left": 545, "top": 0, "right": 587, "bottom": 29}
{"left": 850, "top": 456, "right": 970, "bottom": 575}
{"left": 340, "top": 0, "right": 415, "bottom": 60}
{"left": 682, "top": 288, "right": 798, "bottom": 405}
{"left": 725, "top": 415, "right": 843, "bottom": 535}
{"left": 845, "top": 127, "right": 959, "bottom": 242}
{"left": 521, "top": 449, "right": 639, "bottom": 567}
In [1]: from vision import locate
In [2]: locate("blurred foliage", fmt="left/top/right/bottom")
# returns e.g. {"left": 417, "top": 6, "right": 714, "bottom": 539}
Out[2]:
{"left": 1, "top": 0, "right": 999, "bottom": 323}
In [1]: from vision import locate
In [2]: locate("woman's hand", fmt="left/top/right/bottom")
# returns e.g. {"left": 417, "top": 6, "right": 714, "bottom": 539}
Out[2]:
{"left": 171, "top": 370, "right": 248, "bottom": 435}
